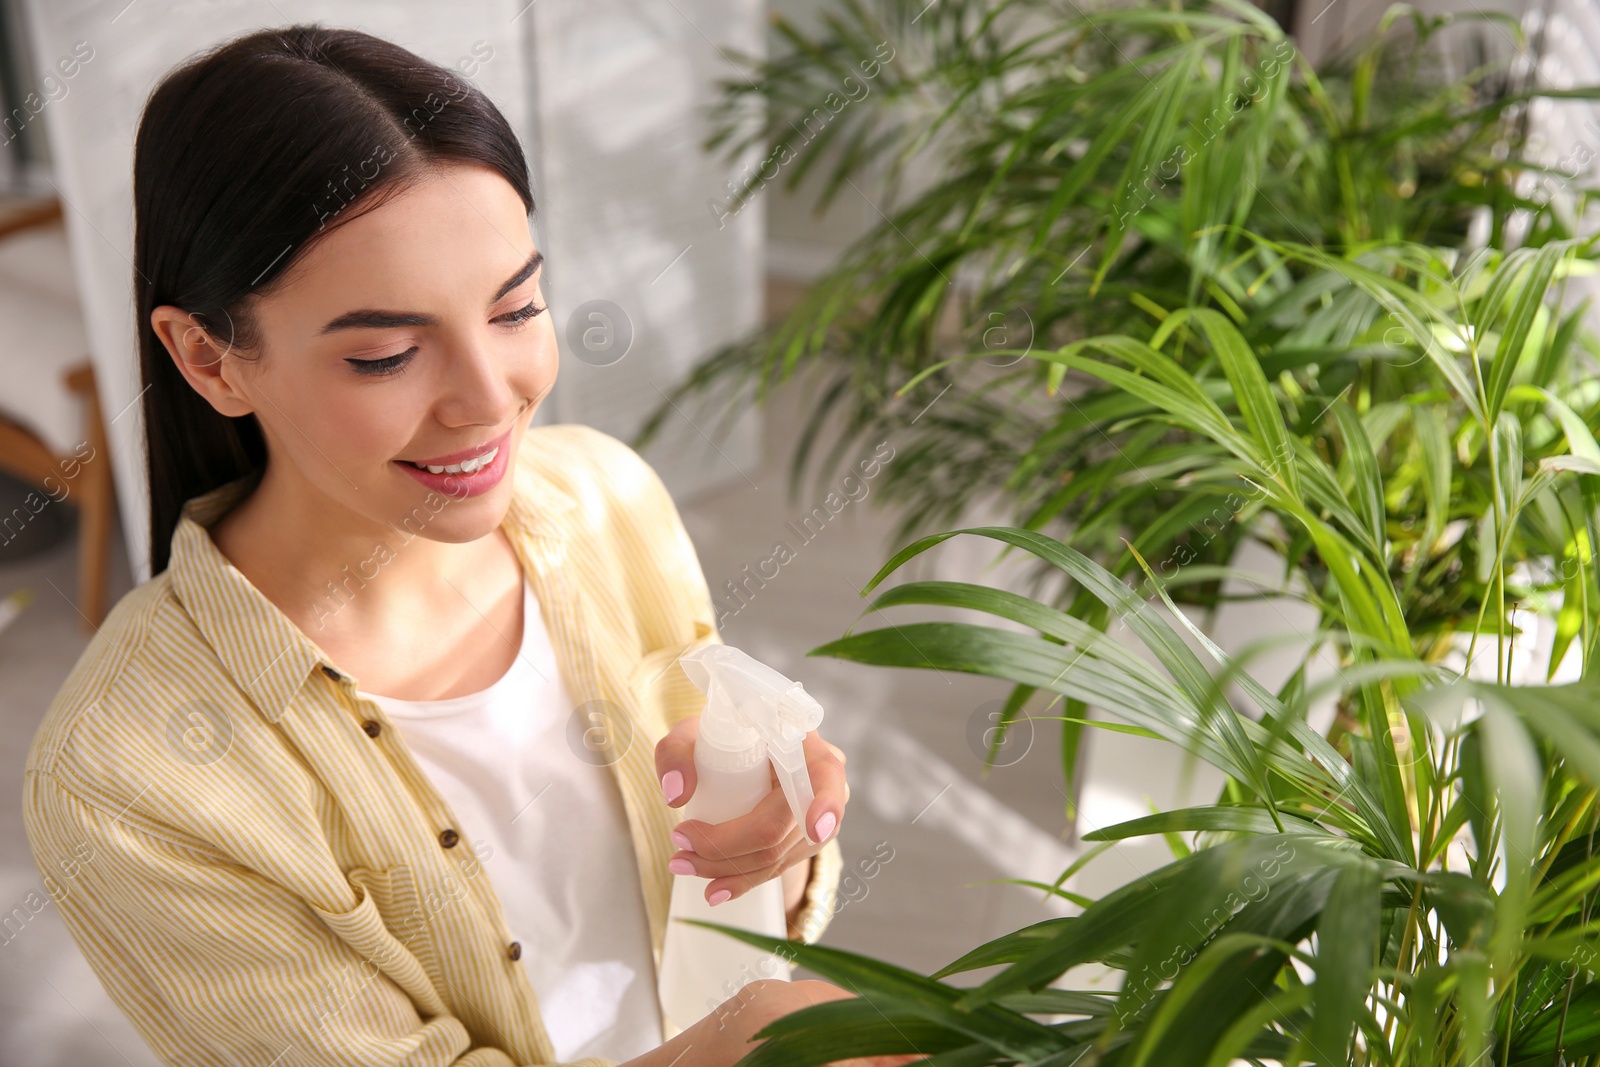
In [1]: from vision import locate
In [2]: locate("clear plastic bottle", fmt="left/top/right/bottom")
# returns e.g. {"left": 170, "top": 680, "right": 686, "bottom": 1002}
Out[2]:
{"left": 656, "top": 643, "right": 825, "bottom": 1037}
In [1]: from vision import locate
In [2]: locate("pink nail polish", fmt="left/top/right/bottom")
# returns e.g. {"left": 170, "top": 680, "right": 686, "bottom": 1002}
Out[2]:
{"left": 661, "top": 770, "right": 683, "bottom": 803}
{"left": 813, "top": 810, "right": 837, "bottom": 842}
{"left": 708, "top": 889, "right": 731, "bottom": 906}
{"left": 670, "top": 830, "right": 693, "bottom": 852}
{"left": 668, "top": 857, "right": 695, "bottom": 876}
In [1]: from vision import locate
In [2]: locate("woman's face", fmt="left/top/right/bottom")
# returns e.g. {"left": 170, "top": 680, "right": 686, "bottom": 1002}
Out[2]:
{"left": 158, "top": 161, "right": 555, "bottom": 543}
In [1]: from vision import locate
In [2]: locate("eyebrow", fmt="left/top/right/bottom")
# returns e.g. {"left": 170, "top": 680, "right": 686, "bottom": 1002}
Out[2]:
{"left": 318, "top": 249, "right": 544, "bottom": 334}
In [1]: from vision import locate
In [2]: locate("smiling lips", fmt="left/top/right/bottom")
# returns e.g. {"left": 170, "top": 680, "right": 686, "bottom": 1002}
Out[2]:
{"left": 399, "top": 426, "right": 512, "bottom": 473}
{"left": 394, "top": 426, "right": 515, "bottom": 499}
{"left": 402, "top": 445, "right": 499, "bottom": 475}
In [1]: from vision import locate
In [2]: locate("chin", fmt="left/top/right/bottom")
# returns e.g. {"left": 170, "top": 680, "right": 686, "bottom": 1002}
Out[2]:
{"left": 384, "top": 478, "right": 511, "bottom": 543}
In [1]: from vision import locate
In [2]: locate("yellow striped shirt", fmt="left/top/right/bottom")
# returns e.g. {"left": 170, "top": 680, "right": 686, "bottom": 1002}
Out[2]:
{"left": 22, "top": 423, "right": 843, "bottom": 1067}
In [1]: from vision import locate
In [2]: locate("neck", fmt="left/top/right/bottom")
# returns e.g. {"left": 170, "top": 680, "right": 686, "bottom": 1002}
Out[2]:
{"left": 209, "top": 459, "right": 512, "bottom": 645}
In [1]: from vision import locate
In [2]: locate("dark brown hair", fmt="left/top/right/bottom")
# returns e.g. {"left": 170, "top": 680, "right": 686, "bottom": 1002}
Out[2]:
{"left": 134, "top": 23, "right": 533, "bottom": 574}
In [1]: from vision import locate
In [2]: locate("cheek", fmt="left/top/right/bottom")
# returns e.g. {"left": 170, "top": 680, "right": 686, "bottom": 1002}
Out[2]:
{"left": 343, "top": 407, "right": 416, "bottom": 466}
{"left": 279, "top": 370, "right": 419, "bottom": 472}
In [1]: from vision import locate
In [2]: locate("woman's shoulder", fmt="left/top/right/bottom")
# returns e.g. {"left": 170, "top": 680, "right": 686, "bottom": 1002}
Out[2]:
{"left": 513, "top": 421, "right": 669, "bottom": 519}
{"left": 516, "top": 421, "right": 649, "bottom": 480}
{"left": 23, "top": 565, "right": 336, "bottom": 871}
{"left": 24, "top": 571, "right": 200, "bottom": 780}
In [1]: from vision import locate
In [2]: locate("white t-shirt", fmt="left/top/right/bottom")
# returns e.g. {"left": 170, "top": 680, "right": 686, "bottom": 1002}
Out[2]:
{"left": 356, "top": 575, "right": 664, "bottom": 1063}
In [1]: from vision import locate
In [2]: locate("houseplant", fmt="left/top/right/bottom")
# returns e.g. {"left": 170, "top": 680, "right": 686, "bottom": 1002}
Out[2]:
{"left": 638, "top": 0, "right": 1600, "bottom": 816}
{"left": 686, "top": 231, "right": 1600, "bottom": 1064}
{"left": 639, "top": 0, "right": 1583, "bottom": 567}
{"left": 655, "top": 1, "right": 1600, "bottom": 1061}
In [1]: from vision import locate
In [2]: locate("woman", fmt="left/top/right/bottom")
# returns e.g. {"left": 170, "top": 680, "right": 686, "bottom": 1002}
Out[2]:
{"left": 22, "top": 23, "right": 914, "bottom": 1067}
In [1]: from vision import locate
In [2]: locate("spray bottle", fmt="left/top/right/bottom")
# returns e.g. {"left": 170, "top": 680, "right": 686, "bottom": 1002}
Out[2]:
{"left": 656, "top": 643, "right": 825, "bottom": 1036}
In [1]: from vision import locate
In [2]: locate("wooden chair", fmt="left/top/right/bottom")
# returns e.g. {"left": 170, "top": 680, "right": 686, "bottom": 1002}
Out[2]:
{"left": 0, "top": 197, "right": 116, "bottom": 631}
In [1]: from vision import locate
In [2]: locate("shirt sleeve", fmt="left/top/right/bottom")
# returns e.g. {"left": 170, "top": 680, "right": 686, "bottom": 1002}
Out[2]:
{"left": 590, "top": 428, "right": 723, "bottom": 731}
{"left": 589, "top": 428, "right": 846, "bottom": 947}
{"left": 788, "top": 837, "right": 844, "bottom": 945}
{"left": 23, "top": 768, "right": 619, "bottom": 1067}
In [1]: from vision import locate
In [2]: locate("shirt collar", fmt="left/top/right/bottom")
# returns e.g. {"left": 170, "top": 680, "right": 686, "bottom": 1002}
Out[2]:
{"left": 167, "top": 450, "right": 578, "bottom": 724}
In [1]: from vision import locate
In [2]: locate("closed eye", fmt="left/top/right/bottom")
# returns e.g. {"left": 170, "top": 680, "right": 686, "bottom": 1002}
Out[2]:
{"left": 346, "top": 348, "right": 417, "bottom": 377}
{"left": 345, "top": 299, "right": 546, "bottom": 378}
{"left": 498, "top": 298, "right": 547, "bottom": 326}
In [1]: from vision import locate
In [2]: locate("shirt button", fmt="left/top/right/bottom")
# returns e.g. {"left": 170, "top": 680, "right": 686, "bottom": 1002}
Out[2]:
{"left": 321, "top": 665, "right": 341, "bottom": 681}
{"left": 361, "top": 720, "right": 382, "bottom": 738}
{"left": 439, "top": 828, "right": 460, "bottom": 849}
{"left": 508, "top": 940, "right": 522, "bottom": 961}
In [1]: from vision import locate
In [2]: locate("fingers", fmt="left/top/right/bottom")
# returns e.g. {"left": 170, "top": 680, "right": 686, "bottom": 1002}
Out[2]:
{"left": 670, "top": 788, "right": 813, "bottom": 905}
{"left": 800, "top": 729, "right": 848, "bottom": 845}
{"left": 672, "top": 779, "right": 798, "bottom": 860}
{"left": 697, "top": 825, "right": 809, "bottom": 904}
{"left": 663, "top": 726, "right": 850, "bottom": 906}
{"left": 654, "top": 715, "right": 700, "bottom": 808}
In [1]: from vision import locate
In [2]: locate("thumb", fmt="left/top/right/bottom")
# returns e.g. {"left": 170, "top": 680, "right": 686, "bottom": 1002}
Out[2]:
{"left": 655, "top": 714, "right": 700, "bottom": 809}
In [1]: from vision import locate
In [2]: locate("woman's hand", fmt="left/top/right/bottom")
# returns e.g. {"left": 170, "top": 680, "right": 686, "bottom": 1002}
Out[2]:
{"left": 683, "top": 978, "right": 924, "bottom": 1067}
{"left": 655, "top": 715, "right": 849, "bottom": 907}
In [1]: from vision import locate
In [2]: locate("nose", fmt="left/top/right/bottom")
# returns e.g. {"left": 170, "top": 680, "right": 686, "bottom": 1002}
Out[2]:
{"left": 435, "top": 331, "right": 523, "bottom": 431}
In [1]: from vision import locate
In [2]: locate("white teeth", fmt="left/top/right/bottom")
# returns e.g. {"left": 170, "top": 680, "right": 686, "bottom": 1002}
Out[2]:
{"left": 411, "top": 445, "right": 498, "bottom": 476}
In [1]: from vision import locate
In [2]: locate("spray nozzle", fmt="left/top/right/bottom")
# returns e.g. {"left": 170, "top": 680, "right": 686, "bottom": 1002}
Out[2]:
{"left": 679, "top": 643, "right": 826, "bottom": 843}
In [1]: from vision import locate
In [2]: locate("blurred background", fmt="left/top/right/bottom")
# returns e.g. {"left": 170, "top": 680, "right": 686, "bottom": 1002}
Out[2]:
{"left": 0, "top": 0, "right": 1596, "bottom": 1063}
